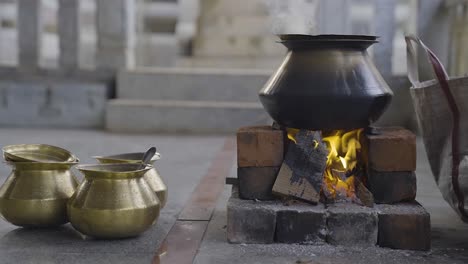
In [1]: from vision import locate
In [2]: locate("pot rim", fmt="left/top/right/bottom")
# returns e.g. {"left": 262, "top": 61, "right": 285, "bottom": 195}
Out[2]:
{"left": 277, "top": 34, "right": 379, "bottom": 50}
{"left": 3, "top": 143, "right": 79, "bottom": 163}
{"left": 77, "top": 163, "right": 153, "bottom": 179}
{"left": 277, "top": 34, "right": 379, "bottom": 41}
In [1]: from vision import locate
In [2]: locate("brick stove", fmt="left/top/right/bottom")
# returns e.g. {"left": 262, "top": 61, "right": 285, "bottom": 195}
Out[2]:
{"left": 226, "top": 125, "right": 430, "bottom": 251}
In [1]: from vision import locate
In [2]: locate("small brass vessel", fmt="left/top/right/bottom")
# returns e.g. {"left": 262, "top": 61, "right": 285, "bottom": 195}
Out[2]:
{"left": 68, "top": 164, "right": 160, "bottom": 239}
{"left": 93, "top": 152, "right": 167, "bottom": 208}
{"left": 3, "top": 144, "right": 79, "bottom": 163}
{"left": 0, "top": 162, "right": 79, "bottom": 227}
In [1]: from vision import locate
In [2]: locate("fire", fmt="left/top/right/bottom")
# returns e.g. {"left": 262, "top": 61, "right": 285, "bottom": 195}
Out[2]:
{"left": 322, "top": 129, "right": 363, "bottom": 201}
{"left": 287, "top": 128, "right": 364, "bottom": 202}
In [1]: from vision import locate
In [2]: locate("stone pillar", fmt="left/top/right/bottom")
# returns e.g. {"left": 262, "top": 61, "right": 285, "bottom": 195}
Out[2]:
{"left": 58, "top": 0, "right": 80, "bottom": 70}
{"left": 374, "top": 0, "right": 396, "bottom": 77}
{"left": 318, "top": 0, "right": 351, "bottom": 34}
{"left": 176, "top": 0, "right": 200, "bottom": 55}
{"left": 417, "top": 0, "right": 451, "bottom": 79}
{"left": 96, "top": 0, "right": 136, "bottom": 69}
{"left": 18, "top": 0, "right": 42, "bottom": 70}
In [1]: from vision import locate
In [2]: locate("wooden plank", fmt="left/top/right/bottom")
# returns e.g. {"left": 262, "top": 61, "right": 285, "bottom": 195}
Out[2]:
{"left": 272, "top": 162, "right": 320, "bottom": 203}
{"left": 272, "top": 130, "right": 328, "bottom": 203}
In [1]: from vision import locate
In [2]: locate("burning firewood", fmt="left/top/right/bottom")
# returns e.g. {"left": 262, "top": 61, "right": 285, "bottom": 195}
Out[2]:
{"left": 272, "top": 130, "right": 328, "bottom": 204}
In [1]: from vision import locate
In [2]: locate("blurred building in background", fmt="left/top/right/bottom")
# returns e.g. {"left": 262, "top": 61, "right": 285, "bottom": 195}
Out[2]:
{"left": 0, "top": 0, "right": 466, "bottom": 132}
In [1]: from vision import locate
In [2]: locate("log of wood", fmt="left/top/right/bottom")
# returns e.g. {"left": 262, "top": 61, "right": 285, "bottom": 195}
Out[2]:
{"left": 272, "top": 130, "right": 328, "bottom": 203}
{"left": 354, "top": 176, "right": 374, "bottom": 208}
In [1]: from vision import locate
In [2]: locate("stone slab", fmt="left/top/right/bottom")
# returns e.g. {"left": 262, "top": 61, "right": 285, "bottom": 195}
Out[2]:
{"left": 106, "top": 99, "right": 271, "bottom": 133}
{"left": 377, "top": 202, "right": 431, "bottom": 251}
{"left": 365, "top": 127, "right": 416, "bottom": 172}
{"left": 227, "top": 196, "right": 277, "bottom": 244}
{"left": 237, "top": 126, "right": 284, "bottom": 167}
{"left": 238, "top": 167, "right": 279, "bottom": 200}
{"left": 275, "top": 203, "right": 326, "bottom": 244}
{"left": 117, "top": 68, "right": 271, "bottom": 102}
{"left": 369, "top": 170, "right": 417, "bottom": 204}
{"left": 0, "top": 81, "right": 108, "bottom": 128}
{"left": 326, "top": 203, "right": 378, "bottom": 247}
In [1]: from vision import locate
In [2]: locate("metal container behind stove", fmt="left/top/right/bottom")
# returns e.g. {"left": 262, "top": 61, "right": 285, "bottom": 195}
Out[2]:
{"left": 259, "top": 34, "right": 393, "bottom": 130}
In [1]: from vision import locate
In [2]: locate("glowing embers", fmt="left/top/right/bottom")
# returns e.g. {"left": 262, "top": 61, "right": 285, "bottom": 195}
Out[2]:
{"left": 287, "top": 128, "right": 372, "bottom": 205}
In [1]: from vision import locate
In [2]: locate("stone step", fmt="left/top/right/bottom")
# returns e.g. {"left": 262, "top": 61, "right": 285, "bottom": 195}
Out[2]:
{"left": 117, "top": 68, "right": 272, "bottom": 102}
{"left": 105, "top": 99, "right": 272, "bottom": 133}
{"left": 0, "top": 80, "right": 108, "bottom": 128}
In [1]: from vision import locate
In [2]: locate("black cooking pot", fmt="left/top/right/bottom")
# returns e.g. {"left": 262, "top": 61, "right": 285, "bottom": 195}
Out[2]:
{"left": 258, "top": 34, "right": 393, "bottom": 130}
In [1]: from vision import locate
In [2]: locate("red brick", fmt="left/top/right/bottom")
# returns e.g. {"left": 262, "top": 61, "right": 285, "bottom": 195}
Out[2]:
{"left": 377, "top": 202, "right": 431, "bottom": 251}
{"left": 365, "top": 127, "right": 416, "bottom": 172}
{"left": 237, "top": 126, "right": 284, "bottom": 167}
{"left": 368, "top": 170, "right": 416, "bottom": 204}
{"left": 238, "top": 167, "right": 279, "bottom": 200}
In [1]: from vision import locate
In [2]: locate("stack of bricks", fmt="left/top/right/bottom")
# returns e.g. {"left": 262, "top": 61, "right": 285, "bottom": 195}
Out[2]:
{"left": 236, "top": 126, "right": 285, "bottom": 200}
{"left": 365, "top": 127, "right": 430, "bottom": 251}
{"left": 228, "top": 126, "right": 430, "bottom": 251}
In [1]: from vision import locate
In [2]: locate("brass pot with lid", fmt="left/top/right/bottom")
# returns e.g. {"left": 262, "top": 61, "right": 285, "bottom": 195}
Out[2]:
{"left": 67, "top": 164, "right": 160, "bottom": 239}
{"left": 0, "top": 161, "right": 79, "bottom": 227}
{"left": 93, "top": 152, "right": 167, "bottom": 208}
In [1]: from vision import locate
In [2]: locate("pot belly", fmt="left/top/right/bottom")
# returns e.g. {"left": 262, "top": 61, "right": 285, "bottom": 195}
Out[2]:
{"left": 67, "top": 204, "right": 160, "bottom": 239}
{"left": 0, "top": 198, "right": 69, "bottom": 227}
{"left": 144, "top": 169, "right": 167, "bottom": 208}
{"left": 259, "top": 93, "right": 392, "bottom": 130}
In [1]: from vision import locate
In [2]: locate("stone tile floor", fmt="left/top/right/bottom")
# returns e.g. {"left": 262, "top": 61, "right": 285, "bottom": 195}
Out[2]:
{"left": 0, "top": 128, "right": 466, "bottom": 263}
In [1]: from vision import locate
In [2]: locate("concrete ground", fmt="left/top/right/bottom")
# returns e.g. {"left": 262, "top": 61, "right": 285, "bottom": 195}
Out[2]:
{"left": 0, "top": 128, "right": 466, "bottom": 264}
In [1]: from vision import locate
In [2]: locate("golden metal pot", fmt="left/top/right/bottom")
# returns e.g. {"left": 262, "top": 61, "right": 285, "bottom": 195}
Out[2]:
{"left": 3, "top": 144, "right": 79, "bottom": 163}
{"left": 68, "top": 164, "right": 160, "bottom": 239}
{"left": 0, "top": 162, "right": 79, "bottom": 227}
{"left": 93, "top": 152, "right": 167, "bottom": 208}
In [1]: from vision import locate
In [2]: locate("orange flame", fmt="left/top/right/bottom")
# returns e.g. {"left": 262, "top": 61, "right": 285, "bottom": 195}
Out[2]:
{"left": 322, "top": 129, "right": 363, "bottom": 200}
{"left": 287, "top": 128, "right": 364, "bottom": 201}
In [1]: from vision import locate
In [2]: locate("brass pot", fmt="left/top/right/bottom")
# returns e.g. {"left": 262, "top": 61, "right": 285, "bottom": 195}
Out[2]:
{"left": 3, "top": 144, "right": 79, "bottom": 163}
{"left": 68, "top": 164, "right": 160, "bottom": 239}
{"left": 0, "top": 162, "right": 79, "bottom": 227}
{"left": 93, "top": 152, "right": 167, "bottom": 208}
